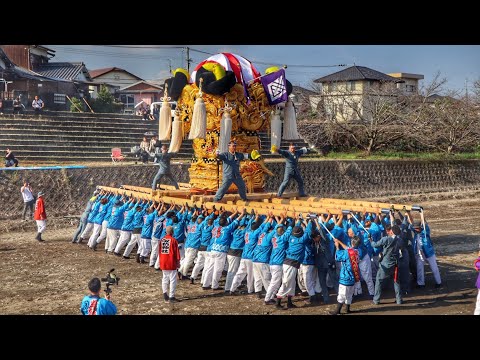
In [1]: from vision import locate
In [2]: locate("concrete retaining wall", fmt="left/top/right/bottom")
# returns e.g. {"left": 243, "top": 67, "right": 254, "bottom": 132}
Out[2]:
{"left": 1, "top": 159, "right": 479, "bottom": 220}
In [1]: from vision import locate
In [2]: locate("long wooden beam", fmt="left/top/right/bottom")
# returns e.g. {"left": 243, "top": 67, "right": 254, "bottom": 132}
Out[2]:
{"left": 98, "top": 186, "right": 420, "bottom": 217}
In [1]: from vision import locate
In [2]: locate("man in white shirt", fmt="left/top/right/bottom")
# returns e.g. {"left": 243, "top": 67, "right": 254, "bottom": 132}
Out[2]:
{"left": 21, "top": 180, "right": 35, "bottom": 221}
{"left": 32, "top": 95, "right": 44, "bottom": 114}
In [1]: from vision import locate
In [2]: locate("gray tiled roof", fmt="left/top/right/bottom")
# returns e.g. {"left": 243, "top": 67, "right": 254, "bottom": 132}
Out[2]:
{"left": 314, "top": 66, "right": 399, "bottom": 83}
{"left": 36, "top": 62, "right": 89, "bottom": 81}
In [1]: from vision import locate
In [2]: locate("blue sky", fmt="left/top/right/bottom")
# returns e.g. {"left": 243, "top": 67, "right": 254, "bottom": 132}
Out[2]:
{"left": 49, "top": 45, "right": 480, "bottom": 93}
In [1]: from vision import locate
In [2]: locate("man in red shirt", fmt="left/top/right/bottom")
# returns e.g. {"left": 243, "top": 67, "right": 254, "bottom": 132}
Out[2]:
{"left": 34, "top": 191, "right": 47, "bottom": 242}
{"left": 160, "top": 226, "right": 181, "bottom": 303}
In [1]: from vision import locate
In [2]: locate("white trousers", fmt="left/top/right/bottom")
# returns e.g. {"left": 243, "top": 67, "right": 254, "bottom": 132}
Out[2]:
{"left": 337, "top": 283, "right": 355, "bottom": 305}
{"left": 36, "top": 219, "right": 46, "bottom": 233}
{"left": 277, "top": 264, "right": 298, "bottom": 298}
{"left": 162, "top": 270, "right": 178, "bottom": 299}
{"left": 230, "top": 258, "right": 254, "bottom": 293}
{"left": 139, "top": 237, "right": 151, "bottom": 257}
{"left": 416, "top": 253, "right": 442, "bottom": 285}
{"left": 191, "top": 250, "right": 207, "bottom": 280}
{"left": 114, "top": 230, "right": 131, "bottom": 254}
{"left": 105, "top": 228, "right": 120, "bottom": 252}
{"left": 253, "top": 262, "right": 271, "bottom": 293}
{"left": 354, "top": 255, "right": 375, "bottom": 296}
{"left": 201, "top": 252, "right": 215, "bottom": 286}
{"left": 123, "top": 233, "right": 141, "bottom": 257}
{"left": 299, "top": 264, "right": 321, "bottom": 296}
{"left": 179, "top": 248, "right": 198, "bottom": 277}
{"left": 95, "top": 220, "right": 109, "bottom": 244}
{"left": 149, "top": 236, "right": 160, "bottom": 266}
{"left": 265, "top": 265, "right": 283, "bottom": 301}
{"left": 87, "top": 223, "right": 102, "bottom": 247}
{"left": 206, "top": 251, "right": 227, "bottom": 289}
{"left": 80, "top": 222, "right": 94, "bottom": 239}
{"left": 475, "top": 289, "right": 480, "bottom": 315}
{"left": 225, "top": 255, "right": 242, "bottom": 292}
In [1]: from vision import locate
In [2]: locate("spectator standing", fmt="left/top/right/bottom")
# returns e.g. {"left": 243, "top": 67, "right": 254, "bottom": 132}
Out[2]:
{"left": 21, "top": 180, "right": 35, "bottom": 221}
{"left": 159, "top": 226, "right": 181, "bottom": 303}
{"left": 32, "top": 95, "right": 44, "bottom": 114}
{"left": 5, "top": 148, "right": 19, "bottom": 167}
{"left": 34, "top": 191, "right": 47, "bottom": 242}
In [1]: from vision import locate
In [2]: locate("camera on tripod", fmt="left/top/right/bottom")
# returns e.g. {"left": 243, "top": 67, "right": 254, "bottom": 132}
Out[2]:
{"left": 101, "top": 268, "right": 120, "bottom": 295}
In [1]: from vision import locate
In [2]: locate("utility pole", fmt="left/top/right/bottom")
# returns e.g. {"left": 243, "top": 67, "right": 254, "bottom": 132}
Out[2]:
{"left": 185, "top": 47, "right": 192, "bottom": 73}
{"left": 465, "top": 78, "right": 469, "bottom": 103}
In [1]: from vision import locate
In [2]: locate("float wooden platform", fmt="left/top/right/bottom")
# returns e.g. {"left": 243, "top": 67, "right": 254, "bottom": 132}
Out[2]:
{"left": 98, "top": 184, "right": 421, "bottom": 218}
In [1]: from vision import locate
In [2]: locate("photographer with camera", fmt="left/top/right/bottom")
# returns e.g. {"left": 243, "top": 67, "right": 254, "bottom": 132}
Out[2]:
{"left": 80, "top": 277, "right": 117, "bottom": 315}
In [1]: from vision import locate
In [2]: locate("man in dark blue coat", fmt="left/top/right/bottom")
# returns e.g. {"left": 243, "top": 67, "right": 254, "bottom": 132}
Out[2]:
{"left": 273, "top": 143, "right": 309, "bottom": 197}
{"left": 151, "top": 145, "right": 179, "bottom": 191}
{"left": 214, "top": 141, "right": 258, "bottom": 202}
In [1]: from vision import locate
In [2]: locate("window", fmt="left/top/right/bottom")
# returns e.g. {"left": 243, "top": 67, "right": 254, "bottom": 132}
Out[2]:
{"left": 114, "top": 74, "right": 120, "bottom": 80}
{"left": 327, "top": 83, "right": 337, "bottom": 92}
{"left": 347, "top": 81, "right": 356, "bottom": 91}
{"left": 406, "top": 85, "right": 416, "bottom": 92}
{"left": 120, "top": 94, "right": 135, "bottom": 108}
{"left": 54, "top": 93, "right": 66, "bottom": 104}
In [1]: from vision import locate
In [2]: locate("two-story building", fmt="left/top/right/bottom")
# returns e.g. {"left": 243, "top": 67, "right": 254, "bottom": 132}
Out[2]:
{"left": 311, "top": 65, "right": 405, "bottom": 121}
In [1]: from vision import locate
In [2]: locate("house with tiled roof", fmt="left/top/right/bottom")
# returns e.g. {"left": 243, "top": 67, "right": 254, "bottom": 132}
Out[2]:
{"left": 311, "top": 65, "right": 411, "bottom": 121}
{"left": 0, "top": 45, "right": 95, "bottom": 111}
{"left": 116, "top": 80, "right": 164, "bottom": 112}
{"left": 90, "top": 67, "right": 143, "bottom": 88}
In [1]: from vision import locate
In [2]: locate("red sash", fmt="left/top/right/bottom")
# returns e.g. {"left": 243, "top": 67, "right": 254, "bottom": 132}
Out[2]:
{"left": 347, "top": 248, "right": 361, "bottom": 283}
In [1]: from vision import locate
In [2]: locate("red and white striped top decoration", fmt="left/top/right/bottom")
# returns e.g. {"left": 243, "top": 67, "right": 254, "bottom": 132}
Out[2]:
{"left": 191, "top": 53, "right": 261, "bottom": 85}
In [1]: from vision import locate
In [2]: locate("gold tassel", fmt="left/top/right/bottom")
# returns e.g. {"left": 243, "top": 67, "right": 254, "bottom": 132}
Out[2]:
{"left": 159, "top": 83, "right": 172, "bottom": 140}
{"left": 169, "top": 110, "right": 183, "bottom": 153}
{"left": 282, "top": 97, "right": 300, "bottom": 140}
{"left": 218, "top": 101, "right": 232, "bottom": 153}
{"left": 270, "top": 106, "right": 282, "bottom": 150}
{"left": 189, "top": 78, "right": 206, "bottom": 139}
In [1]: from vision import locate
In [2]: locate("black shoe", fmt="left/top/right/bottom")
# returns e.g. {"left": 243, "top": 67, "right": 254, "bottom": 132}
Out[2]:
{"left": 113, "top": 252, "right": 121, "bottom": 257}
{"left": 190, "top": 278, "right": 194, "bottom": 285}
{"left": 275, "top": 298, "right": 283, "bottom": 309}
{"left": 435, "top": 283, "right": 443, "bottom": 288}
{"left": 136, "top": 253, "right": 140, "bottom": 263}
{"left": 35, "top": 233, "right": 40, "bottom": 241}
{"left": 416, "top": 284, "right": 426, "bottom": 289}
{"left": 178, "top": 272, "right": 182, "bottom": 280}
{"left": 182, "top": 275, "right": 189, "bottom": 280}
{"left": 332, "top": 302, "right": 343, "bottom": 315}
{"left": 163, "top": 292, "right": 169, "bottom": 303}
{"left": 265, "top": 299, "right": 276, "bottom": 305}
{"left": 140, "top": 256, "right": 146, "bottom": 264}
{"left": 169, "top": 297, "right": 180, "bottom": 303}
{"left": 255, "top": 291, "right": 263, "bottom": 299}
{"left": 229, "top": 291, "right": 238, "bottom": 296}
{"left": 213, "top": 287, "right": 223, "bottom": 291}
{"left": 345, "top": 304, "right": 352, "bottom": 313}
{"left": 37, "top": 233, "right": 44, "bottom": 242}
{"left": 286, "top": 297, "right": 297, "bottom": 309}
{"left": 123, "top": 256, "right": 130, "bottom": 260}
{"left": 78, "top": 238, "right": 84, "bottom": 244}
{"left": 300, "top": 291, "right": 309, "bottom": 297}
{"left": 202, "top": 287, "right": 210, "bottom": 291}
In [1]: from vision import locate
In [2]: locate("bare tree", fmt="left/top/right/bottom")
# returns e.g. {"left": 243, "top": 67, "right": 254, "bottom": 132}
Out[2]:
{"left": 406, "top": 95, "right": 480, "bottom": 154}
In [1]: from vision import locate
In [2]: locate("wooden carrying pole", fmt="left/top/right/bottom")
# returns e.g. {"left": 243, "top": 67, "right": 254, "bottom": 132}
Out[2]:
{"left": 82, "top": 97, "right": 94, "bottom": 113}
{"left": 98, "top": 186, "right": 420, "bottom": 217}
{"left": 66, "top": 95, "right": 83, "bottom": 112}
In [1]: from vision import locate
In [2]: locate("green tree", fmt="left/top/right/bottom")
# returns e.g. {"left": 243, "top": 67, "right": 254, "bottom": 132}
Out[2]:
{"left": 69, "top": 97, "right": 84, "bottom": 112}
{"left": 91, "top": 85, "right": 115, "bottom": 113}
